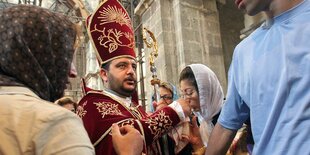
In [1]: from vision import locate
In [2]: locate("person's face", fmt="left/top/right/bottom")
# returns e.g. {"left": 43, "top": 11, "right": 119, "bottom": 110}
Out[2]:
{"left": 68, "top": 40, "right": 79, "bottom": 78}
{"left": 62, "top": 103, "right": 75, "bottom": 113}
{"left": 65, "top": 47, "right": 78, "bottom": 90}
{"left": 235, "top": 0, "right": 271, "bottom": 16}
{"left": 180, "top": 79, "right": 200, "bottom": 111}
{"left": 69, "top": 62, "right": 78, "bottom": 78}
{"left": 101, "top": 57, "right": 137, "bottom": 97}
{"left": 158, "top": 87, "right": 173, "bottom": 106}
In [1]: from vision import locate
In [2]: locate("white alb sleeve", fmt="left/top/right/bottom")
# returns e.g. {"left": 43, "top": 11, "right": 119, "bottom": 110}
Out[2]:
{"left": 168, "top": 101, "right": 186, "bottom": 122}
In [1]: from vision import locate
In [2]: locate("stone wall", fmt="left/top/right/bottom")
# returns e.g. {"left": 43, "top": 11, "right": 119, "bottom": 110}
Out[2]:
{"left": 218, "top": 0, "right": 244, "bottom": 76}
{"left": 135, "top": 0, "right": 228, "bottom": 109}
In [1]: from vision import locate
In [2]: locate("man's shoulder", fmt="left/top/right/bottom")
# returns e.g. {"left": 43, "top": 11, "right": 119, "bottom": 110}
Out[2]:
{"left": 78, "top": 90, "right": 120, "bottom": 105}
{"left": 237, "top": 27, "right": 263, "bottom": 47}
{"left": 0, "top": 93, "right": 78, "bottom": 127}
{"left": 28, "top": 97, "right": 77, "bottom": 121}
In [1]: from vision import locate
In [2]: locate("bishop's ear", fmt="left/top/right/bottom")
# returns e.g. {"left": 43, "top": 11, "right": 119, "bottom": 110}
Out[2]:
{"left": 99, "top": 68, "right": 108, "bottom": 83}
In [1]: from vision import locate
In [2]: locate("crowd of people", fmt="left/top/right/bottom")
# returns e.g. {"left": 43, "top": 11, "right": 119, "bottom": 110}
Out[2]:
{"left": 0, "top": 0, "right": 309, "bottom": 154}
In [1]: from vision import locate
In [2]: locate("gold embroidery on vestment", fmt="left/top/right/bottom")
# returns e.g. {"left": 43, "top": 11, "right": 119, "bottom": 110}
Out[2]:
{"left": 119, "top": 119, "right": 135, "bottom": 127}
{"left": 146, "top": 111, "right": 173, "bottom": 140}
{"left": 76, "top": 101, "right": 87, "bottom": 118}
{"left": 129, "top": 106, "right": 143, "bottom": 119}
{"left": 94, "top": 102, "right": 122, "bottom": 118}
{"left": 109, "top": 119, "right": 136, "bottom": 135}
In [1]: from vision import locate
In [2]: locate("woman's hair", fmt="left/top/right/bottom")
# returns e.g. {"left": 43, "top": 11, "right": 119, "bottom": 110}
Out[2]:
{"left": 55, "top": 97, "right": 77, "bottom": 110}
{"left": 159, "top": 82, "right": 174, "bottom": 98}
{"left": 179, "top": 66, "right": 198, "bottom": 91}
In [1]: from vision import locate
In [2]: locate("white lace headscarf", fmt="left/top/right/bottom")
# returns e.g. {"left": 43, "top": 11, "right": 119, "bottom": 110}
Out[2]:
{"left": 189, "top": 64, "right": 224, "bottom": 146}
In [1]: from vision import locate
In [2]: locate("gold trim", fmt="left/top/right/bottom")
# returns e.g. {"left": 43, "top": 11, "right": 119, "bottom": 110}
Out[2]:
{"left": 135, "top": 119, "right": 147, "bottom": 152}
{"left": 129, "top": 106, "right": 143, "bottom": 119}
{"left": 87, "top": 0, "right": 109, "bottom": 64}
{"left": 93, "top": 118, "right": 132, "bottom": 147}
{"left": 100, "top": 55, "right": 136, "bottom": 66}
{"left": 87, "top": 0, "right": 135, "bottom": 65}
{"left": 118, "top": 119, "right": 135, "bottom": 127}
{"left": 85, "top": 90, "right": 142, "bottom": 119}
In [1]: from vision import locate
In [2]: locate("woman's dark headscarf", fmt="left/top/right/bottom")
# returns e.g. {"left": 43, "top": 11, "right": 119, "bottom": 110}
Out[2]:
{"left": 0, "top": 5, "right": 76, "bottom": 102}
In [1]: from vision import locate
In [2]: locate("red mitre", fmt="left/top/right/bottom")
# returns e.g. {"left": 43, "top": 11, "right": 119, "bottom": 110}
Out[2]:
{"left": 87, "top": 0, "right": 136, "bottom": 65}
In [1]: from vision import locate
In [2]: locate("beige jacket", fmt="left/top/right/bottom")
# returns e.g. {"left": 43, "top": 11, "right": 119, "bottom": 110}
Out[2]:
{"left": 0, "top": 86, "right": 94, "bottom": 155}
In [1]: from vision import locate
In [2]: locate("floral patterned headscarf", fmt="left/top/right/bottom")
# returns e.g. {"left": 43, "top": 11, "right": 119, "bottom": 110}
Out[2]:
{"left": 0, "top": 5, "right": 76, "bottom": 102}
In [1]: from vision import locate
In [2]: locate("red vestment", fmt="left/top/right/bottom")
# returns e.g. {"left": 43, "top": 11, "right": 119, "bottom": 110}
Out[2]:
{"left": 77, "top": 91, "right": 181, "bottom": 155}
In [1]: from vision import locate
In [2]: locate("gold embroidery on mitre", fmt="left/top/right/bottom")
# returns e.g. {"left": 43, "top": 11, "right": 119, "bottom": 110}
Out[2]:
{"left": 146, "top": 111, "right": 173, "bottom": 140}
{"left": 76, "top": 101, "right": 87, "bottom": 118}
{"left": 98, "top": 5, "right": 131, "bottom": 27}
{"left": 91, "top": 25, "right": 134, "bottom": 53}
{"left": 94, "top": 102, "right": 122, "bottom": 118}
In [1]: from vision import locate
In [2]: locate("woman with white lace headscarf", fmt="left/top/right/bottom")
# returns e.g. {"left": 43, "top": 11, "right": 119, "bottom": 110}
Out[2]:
{"left": 175, "top": 64, "right": 224, "bottom": 155}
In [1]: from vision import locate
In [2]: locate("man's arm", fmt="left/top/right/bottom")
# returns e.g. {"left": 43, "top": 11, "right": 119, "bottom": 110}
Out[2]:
{"left": 206, "top": 123, "right": 237, "bottom": 155}
{"left": 111, "top": 124, "right": 143, "bottom": 155}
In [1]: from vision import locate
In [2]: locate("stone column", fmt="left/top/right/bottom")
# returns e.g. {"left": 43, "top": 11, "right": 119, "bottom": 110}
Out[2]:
{"left": 136, "top": 0, "right": 227, "bottom": 108}
{"left": 172, "top": 0, "right": 227, "bottom": 92}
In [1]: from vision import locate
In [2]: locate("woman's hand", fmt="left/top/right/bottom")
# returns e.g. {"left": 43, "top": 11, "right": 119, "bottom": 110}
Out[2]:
{"left": 181, "top": 116, "right": 204, "bottom": 151}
